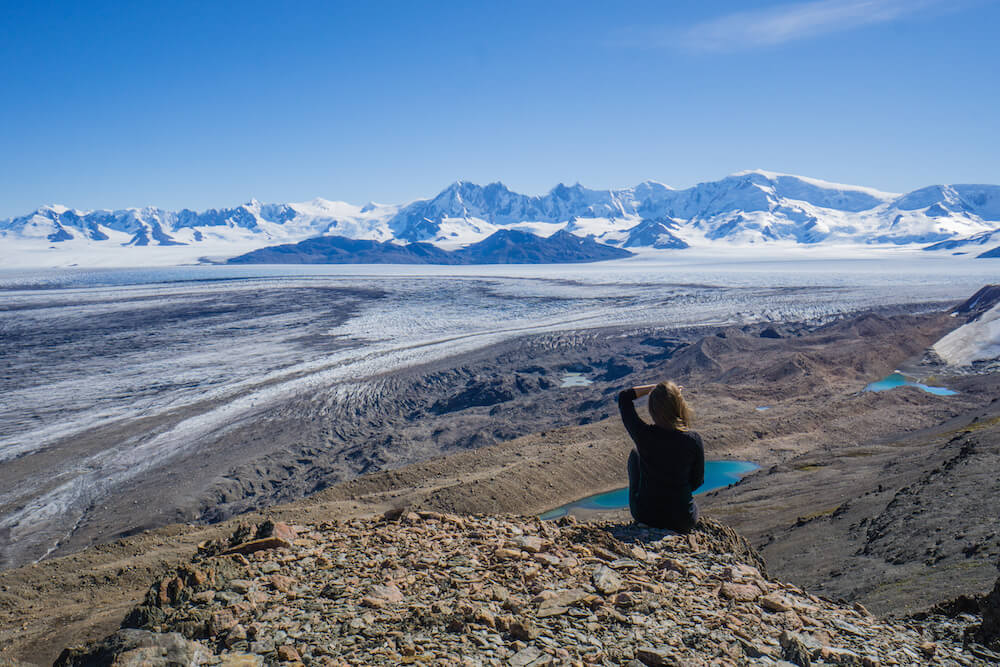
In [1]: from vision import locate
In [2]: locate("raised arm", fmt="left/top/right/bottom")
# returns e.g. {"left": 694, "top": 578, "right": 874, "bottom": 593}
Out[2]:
{"left": 619, "top": 385, "right": 655, "bottom": 443}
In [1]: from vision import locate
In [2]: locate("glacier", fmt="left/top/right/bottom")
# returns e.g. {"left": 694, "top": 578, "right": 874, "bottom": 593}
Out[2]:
{"left": 2, "top": 170, "right": 1000, "bottom": 267}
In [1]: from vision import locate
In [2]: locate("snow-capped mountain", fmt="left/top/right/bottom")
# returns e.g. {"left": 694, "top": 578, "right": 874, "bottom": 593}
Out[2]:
{"left": 3, "top": 170, "right": 1000, "bottom": 265}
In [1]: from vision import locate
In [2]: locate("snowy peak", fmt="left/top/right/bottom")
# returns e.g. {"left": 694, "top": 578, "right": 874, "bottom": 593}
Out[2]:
{"left": 893, "top": 184, "right": 1000, "bottom": 220}
{"left": 733, "top": 170, "right": 898, "bottom": 200}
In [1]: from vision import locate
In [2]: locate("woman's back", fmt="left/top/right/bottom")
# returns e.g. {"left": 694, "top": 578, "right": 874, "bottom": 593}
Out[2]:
{"left": 619, "top": 385, "right": 705, "bottom": 531}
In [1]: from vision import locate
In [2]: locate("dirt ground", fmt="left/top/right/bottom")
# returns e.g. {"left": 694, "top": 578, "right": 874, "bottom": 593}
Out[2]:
{"left": 2, "top": 304, "right": 999, "bottom": 665}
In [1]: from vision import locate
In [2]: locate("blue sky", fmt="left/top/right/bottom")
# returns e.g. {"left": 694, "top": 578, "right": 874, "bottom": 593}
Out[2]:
{"left": 1, "top": 0, "right": 998, "bottom": 217}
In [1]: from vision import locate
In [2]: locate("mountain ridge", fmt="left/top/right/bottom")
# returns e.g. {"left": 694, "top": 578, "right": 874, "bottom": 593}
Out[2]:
{"left": 3, "top": 171, "right": 1000, "bottom": 262}
{"left": 226, "top": 229, "right": 634, "bottom": 265}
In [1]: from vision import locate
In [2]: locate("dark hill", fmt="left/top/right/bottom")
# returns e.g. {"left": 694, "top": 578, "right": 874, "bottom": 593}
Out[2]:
{"left": 455, "top": 229, "right": 632, "bottom": 264}
{"left": 226, "top": 236, "right": 454, "bottom": 264}
{"left": 621, "top": 218, "right": 689, "bottom": 249}
{"left": 227, "top": 230, "right": 633, "bottom": 265}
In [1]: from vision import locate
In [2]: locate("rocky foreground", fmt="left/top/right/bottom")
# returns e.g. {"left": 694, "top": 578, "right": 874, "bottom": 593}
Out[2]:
{"left": 55, "top": 512, "right": 1000, "bottom": 666}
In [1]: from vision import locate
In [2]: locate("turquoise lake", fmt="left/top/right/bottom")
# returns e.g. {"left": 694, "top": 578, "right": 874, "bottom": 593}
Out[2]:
{"left": 540, "top": 460, "right": 759, "bottom": 520}
{"left": 864, "top": 372, "right": 958, "bottom": 396}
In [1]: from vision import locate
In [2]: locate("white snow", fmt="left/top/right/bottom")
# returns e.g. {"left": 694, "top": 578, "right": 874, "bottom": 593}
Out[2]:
{"left": 933, "top": 302, "right": 1000, "bottom": 366}
{"left": 731, "top": 169, "right": 900, "bottom": 199}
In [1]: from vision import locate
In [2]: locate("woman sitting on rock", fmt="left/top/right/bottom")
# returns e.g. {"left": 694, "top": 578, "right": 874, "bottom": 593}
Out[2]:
{"left": 618, "top": 381, "right": 704, "bottom": 532}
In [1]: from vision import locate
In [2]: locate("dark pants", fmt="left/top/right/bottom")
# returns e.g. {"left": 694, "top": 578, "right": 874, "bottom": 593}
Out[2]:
{"left": 627, "top": 450, "right": 698, "bottom": 531}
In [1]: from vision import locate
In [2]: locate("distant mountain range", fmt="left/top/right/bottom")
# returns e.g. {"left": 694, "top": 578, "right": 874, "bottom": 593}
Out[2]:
{"left": 227, "top": 230, "right": 633, "bottom": 264}
{"left": 3, "top": 170, "right": 1000, "bottom": 264}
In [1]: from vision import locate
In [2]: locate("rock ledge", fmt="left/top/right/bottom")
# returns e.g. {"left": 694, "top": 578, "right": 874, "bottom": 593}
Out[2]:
{"left": 57, "top": 513, "right": 992, "bottom": 666}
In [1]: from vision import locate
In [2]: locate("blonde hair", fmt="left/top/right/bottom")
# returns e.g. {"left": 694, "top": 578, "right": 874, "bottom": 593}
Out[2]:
{"left": 648, "top": 381, "right": 692, "bottom": 431}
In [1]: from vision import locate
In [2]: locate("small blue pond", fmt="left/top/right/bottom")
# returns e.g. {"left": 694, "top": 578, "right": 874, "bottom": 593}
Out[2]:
{"left": 560, "top": 372, "right": 593, "bottom": 388}
{"left": 864, "top": 372, "right": 958, "bottom": 396}
{"left": 540, "top": 460, "right": 759, "bottom": 520}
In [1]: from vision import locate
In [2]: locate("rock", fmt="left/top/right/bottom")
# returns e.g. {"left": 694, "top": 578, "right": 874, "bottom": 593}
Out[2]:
{"left": 487, "top": 585, "right": 510, "bottom": 603}
{"left": 217, "top": 655, "right": 264, "bottom": 667}
{"left": 345, "top": 617, "right": 368, "bottom": 633}
{"left": 760, "top": 593, "right": 793, "bottom": 612}
{"left": 430, "top": 601, "right": 452, "bottom": 615}
{"left": 217, "top": 654, "right": 264, "bottom": 667}
{"left": 54, "top": 629, "right": 212, "bottom": 667}
{"left": 224, "top": 624, "right": 247, "bottom": 648}
{"left": 370, "top": 582, "right": 404, "bottom": 603}
{"left": 229, "top": 579, "right": 254, "bottom": 593}
{"left": 830, "top": 619, "right": 868, "bottom": 637}
{"left": 276, "top": 644, "right": 301, "bottom": 661}
{"left": 635, "top": 646, "right": 675, "bottom": 666}
{"left": 723, "top": 563, "right": 762, "bottom": 581}
{"left": 779, "top": 630, "right": 812, "bottom": 666}
{"left": 509, "top": 646, "right": 546, "bottom": 666}
{"left": 156, "top": 576, "right": 183, "bottom": 605}
{"left": 209, "top": 609, "right": 238, "bottom": 635}
{"left": 268, "top": 574, "right": 296, "bottom": 593}
{"left": 975, "top": 574, "right": 1000, "bottom": 648}
{"left": 221, "top": 537, "right": 292, "bottom": 556}
{"left": 192, "top": 590, "right": 215, "bottom": 604}
{"left": 721, "top": 582, "right": 761, "bottom": 602}
{"left": 246, "top": 590, "right": 269, "bottom": 604}
{"left": 918, "top": 641, "right": 936, "bottom": 657}
{"left": 738, "top": 639, "right": 771, "bottom": 658}
{"left": 970, "top": 644, "right": 1000, "bottom": 662}
{"left": 256, "top": 520, "right": 298, "bottom": 543}
{"left": 587, "top": 545, "right": 619, "bottom": 562}
{"left": 536, "top": 604, "right": 568, "bottom": 619}
{"left": 540, "top": 588, "right": 592, "bottom": 618}
{"left": 533, "top": 552, "right": 561, "bottom": 567}
{"left": 591, "top": 565, "right": 623, "bottom": 595}
{"left": 319, "top": 583, "right": 342, "bottom": 599}
{"left": 819, "top": 646, "right": 863, "bottom": 665}
{"left": 473, "top": 607, "right": 496, "bottom": 628}
{"left": 659, "top": 558, "right": 687, "bottom": 574}
{"left": 495, "top": 547, "right": 523, "bottom": 560}
{"left": 215, "top": 591, "right": 241, "bottom": 605}
{"left": 509, "top": 618, "right": 540, "bottom": 641}
{"left": 612, "top": 592, "right": 635, "bottom": 607}
{"left": 250, "top": 638, "right": 275, "bottom": 654}
{"left": 515, "top": 536, "right": 545, "bottom": 553}
{"left": 778, "top": 610, "right": 804, "bottom": 630}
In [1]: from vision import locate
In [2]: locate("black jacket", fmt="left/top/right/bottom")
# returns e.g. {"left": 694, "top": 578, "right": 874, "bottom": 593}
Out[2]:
{"left": 619, "top": 388, "right": 705, "bottom": 528}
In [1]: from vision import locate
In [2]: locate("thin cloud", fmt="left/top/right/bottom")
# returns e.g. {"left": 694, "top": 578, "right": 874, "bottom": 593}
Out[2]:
{"left": 675, "top": 0, "right": 946, "bottom": 52}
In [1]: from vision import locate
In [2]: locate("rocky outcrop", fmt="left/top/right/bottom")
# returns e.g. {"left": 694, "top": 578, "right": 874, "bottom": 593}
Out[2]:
{"left": 909, "top": 566, "right": 1000, "bottom": 662}
{"left": 56, "top": 513, "right": 992, "bottom": 665}
{"left": 951, "top": 285, "right": 1000, "bottom": 322}
{"left": 55, "top": 629, "right": 215, "bottom": 667}
{"left": 975, "top": 574, "right": 1000, "bottom": 650}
